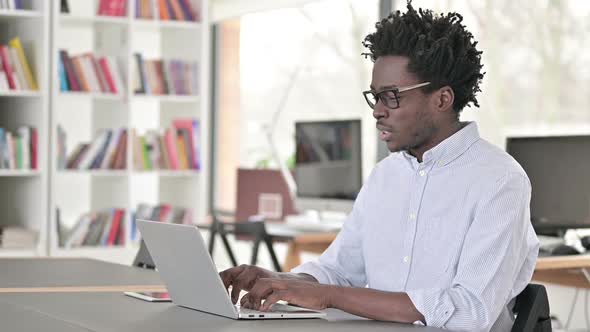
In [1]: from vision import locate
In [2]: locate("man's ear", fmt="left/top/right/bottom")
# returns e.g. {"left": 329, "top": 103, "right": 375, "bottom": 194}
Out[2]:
{"left": 433, "top": 86, "right": 455, "bottom": 114}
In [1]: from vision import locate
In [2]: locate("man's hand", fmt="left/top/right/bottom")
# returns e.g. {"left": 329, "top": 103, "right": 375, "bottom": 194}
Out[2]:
{"left": 219, "top": 265, "right": 277, "bottom": 304}
{"left": 240, "top": 278, "right": 333, "bottom": 312}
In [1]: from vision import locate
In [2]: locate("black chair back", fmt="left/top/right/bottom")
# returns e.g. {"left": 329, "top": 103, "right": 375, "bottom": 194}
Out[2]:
{"left": 512, "top": 283, "right": 552, "bottom": 332}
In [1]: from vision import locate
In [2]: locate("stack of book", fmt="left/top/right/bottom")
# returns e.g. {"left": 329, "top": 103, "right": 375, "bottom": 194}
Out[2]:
{"left": 0, "top": 1, "right": 25, "bottom": 10}
{"left": 0, "top": 227, "right": 37, "bottom": 249}
{"left": 62, "top": 127, "right": 128, "bottom": 170}
{"left": 58, "top": 50, "right": 125, "bottom": 95}
{"left": 132, "top": 119, "right": 200, "bottom": 171}
{"left": 97, "top": 0, "right": 127, "bottom": 17}
{"left": 0, "top": 37, "right": 38, "bottom": 92}
{"left": 59, "top": 208, "right": 127, "bottom": 248}
{"left": 131, "top": 203, "right": 194, "bottom": 242}
{"left": 135, "top": 0, "right": 198, "bottom": 22}
{"left": 0, "top": 126, "right": 37, "bottom": 170}
{"left": 133, "top": 54, "right": 198, "bottom": 96}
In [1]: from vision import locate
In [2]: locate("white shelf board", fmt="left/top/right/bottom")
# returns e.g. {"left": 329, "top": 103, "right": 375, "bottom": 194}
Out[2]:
{"left": 59, "top": 14, "right": 129, "bottom": 26}
{"left": 0, "top": 90, "right": 43, "bottom": 98}
{"left": 0, "top": 248, "right": 38, "bottom": 257}
{"left": 132, "top": 94, "right": 199, "bottom": 103}
{"left": 0, "top": 170, "right": 41, "bottom": 177}
{"left": 0, "top": 9, "right": 43, "bottom": 21}
{"left": 132, "top": 19, "right": 201, "bottom": 30}
{"left": 58, "top": 91, "right": 125, "bottom": 101}
{"left": 57, "top": 170, "right": 128, "bottom": 177}
{"left": 134, "top": 170, "right": 200, "bottom": 177}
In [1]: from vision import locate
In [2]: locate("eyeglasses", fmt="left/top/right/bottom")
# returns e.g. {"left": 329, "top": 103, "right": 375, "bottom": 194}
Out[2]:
{"left": 363, "top": 82, "right": 431, "bottom": 110}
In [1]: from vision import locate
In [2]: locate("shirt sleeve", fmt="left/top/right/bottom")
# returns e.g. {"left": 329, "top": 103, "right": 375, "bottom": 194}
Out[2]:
{"left": 291, "top": 185, "right": 368, "bottom": 287}
{"left": 406, "top": 172, "right": 538, "bottom": 332}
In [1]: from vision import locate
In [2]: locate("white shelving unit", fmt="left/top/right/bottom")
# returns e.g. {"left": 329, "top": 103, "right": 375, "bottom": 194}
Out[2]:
{"left": 0, "top": 1, "right": 50, "bottom": 257}
{"left": 49, "top": 0, "right": 210, "bottom": 265}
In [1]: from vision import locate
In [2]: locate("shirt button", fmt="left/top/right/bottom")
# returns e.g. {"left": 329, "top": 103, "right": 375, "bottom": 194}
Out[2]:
{"left": 409, "top": 213, "right": 416, "bottom": 220}
{"left": 419, "top": 170, "right": 426, "bottom": 177}
{"left": 403, "top": 256, "right": 410, "bottom": 263}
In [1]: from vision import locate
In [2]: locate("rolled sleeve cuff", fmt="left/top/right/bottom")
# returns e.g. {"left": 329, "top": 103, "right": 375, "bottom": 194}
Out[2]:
{"left": 291, "top": 262, "right": 334, "bottom": 285}
{"left": 407, "top": 288, "right": 456, "bottom": 328}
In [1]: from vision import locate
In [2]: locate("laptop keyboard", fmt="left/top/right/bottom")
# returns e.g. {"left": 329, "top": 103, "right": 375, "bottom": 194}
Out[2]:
{"left": 236, "top": 303, "right": 308, "bottom": 314}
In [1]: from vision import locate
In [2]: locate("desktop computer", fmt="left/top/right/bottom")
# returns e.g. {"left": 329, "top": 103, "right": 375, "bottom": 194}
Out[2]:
{"left": 290, "top": 119, "right": 362, "bottom": 229}
{"left": 506, "top": 135, "right": 590, "bottom": 255}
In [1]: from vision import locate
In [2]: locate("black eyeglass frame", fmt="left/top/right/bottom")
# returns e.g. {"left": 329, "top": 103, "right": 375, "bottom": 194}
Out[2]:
{"left": 363, "top": 82, "right": 431, "bottom": 109}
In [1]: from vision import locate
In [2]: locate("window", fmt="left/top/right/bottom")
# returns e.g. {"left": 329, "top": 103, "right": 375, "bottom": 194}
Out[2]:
{"left": 215, "top": 0, "right": 380, "bottom": 211}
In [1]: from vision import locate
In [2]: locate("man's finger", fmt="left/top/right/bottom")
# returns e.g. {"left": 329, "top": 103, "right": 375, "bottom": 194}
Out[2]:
{"left": 260, "top": 290, "right": 287, "bottom": 312}
{"left": 230, "top": 270, "right": 248, "bottom": 303}
{"left": 247, "top": 280, "right": 275, "bottom": 310}
{"left": 219, "top": 266, "right": 244, "bottom": 290}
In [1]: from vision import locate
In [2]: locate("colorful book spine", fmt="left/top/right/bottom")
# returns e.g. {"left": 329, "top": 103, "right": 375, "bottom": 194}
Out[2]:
{"left": 58, "top": 56, "right": 69, "bottom": 91}
{"left": 9, "top": 37, "right": 38, "bottom": 90}
{"left": 177, "top": 0, "right": 194, "bottom": 21}
{"left": 0, "top": 45, "right": 17, "bottom": 90}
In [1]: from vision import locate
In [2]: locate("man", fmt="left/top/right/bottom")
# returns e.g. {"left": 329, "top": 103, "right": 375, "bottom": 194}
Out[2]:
{"left": 220, "top": 3, "right": 539, "bottom": 331}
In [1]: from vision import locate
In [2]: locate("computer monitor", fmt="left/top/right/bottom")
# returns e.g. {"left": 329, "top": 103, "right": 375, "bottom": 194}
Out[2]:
{"left": 294, "top": 119, "right": 362, "bottom": 214}
{"left": 506, "top": 135, "right": 590, "bottom": 234}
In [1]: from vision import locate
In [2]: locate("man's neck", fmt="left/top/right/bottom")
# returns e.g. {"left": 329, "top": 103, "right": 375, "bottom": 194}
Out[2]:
{"left": 409, "top": 121, "right": 465, "bottom": 163}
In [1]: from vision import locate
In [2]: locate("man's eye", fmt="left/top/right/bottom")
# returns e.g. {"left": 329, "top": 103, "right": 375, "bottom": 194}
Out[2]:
{"left": 380, "top": 91, "right": 397, "bottom": 101}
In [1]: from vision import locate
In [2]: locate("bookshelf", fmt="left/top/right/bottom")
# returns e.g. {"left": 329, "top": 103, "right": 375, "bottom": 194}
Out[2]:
{"left": 49, "top": 0, "right": 210, "bottom": 265}
{"left": 0, "top": 0, "right": 49, "bottom": 257}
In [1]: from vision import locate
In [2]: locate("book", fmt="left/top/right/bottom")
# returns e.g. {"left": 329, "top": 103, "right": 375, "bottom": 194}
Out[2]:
{"left": 90, "top": 130, "right": 113, "bottom": 169}
{"left": 71, "top": 56, "right": 90, "bottom": 91}
{"left": 98, "top": 57, "right": 117, "bottom": 94}
{"left": 77, "top": 130, "right": 109, "bottom": 169}
{"left": 112, "top": 130, "right": 127, "bottom": 169}
{"left": 107, "top": 209, "right": 124, "bottom": 245}
{"left": 158, "top": 0, "right": 169, "bottom": 20}
{"left": 17, "top": 126, "right": 30, "bottom": 169}
{"left": 163, "top": 128, "right": 179, "bottom": 169}
{"left": 5, "top": 132, "right": 15, "bottom": 169}
{"left": 0, "top": 64, "right": 8, "bottom": 91}
{"left": 100, "top": 128, "right": 122, "bottom": 169}
{"left": 168, "top": 0, "right": 185, "bottom": 21}
{"left": 0, "top": 45, "right": 17, "bottom": 90}
{"left": 60, "top": 50, "right": 81, "bottom": 91}
{"left": 9, "top": 37, "right": 38, "bottom": 90}
{"left": 9, "top": 46, "right": 29, "bottom": 90}
{"left": 0, "top": 128, "right": 6, "bottom": 168}
{"left": 106, "top": 57, "right": 124, "bottom": 94}
{"left": 58, "top": 56, "right": 69, "bottom": 91}
{"left": 30, "top": 127, "right": 37, "bottom": 169}
{"left": 177, "top": 0, "right": 195, "bottom": 21}
{"left": 173, "top": 119, "right": 198, "bottom": 169}
{"left": 133, "top": 53, "right": 146, "bottom": 94}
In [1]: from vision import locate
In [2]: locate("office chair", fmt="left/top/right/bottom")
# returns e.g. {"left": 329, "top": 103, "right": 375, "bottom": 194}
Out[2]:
{"left": 207, "top": 209, "right": 283, "bottom": 272}
{"left": 511, "top": 283, "right": 552, "bottom": 332}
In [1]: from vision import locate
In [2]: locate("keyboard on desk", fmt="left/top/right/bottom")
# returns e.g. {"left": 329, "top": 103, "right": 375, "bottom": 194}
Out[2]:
{"left": 539, "top": 242, "right": 581, "bottom": 257}
{"left": 237, "top": 303, "right": 305, "bottom": 314}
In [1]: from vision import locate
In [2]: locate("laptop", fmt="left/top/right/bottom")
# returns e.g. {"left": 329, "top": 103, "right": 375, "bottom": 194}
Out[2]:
{"left": 136, "top": 219, "right": 327, "bottom": 320}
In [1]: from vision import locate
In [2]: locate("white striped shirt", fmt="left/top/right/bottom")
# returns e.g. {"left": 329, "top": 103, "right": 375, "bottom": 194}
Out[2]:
{"left": 292, "top": 122, "right": 539, "bottom": 332}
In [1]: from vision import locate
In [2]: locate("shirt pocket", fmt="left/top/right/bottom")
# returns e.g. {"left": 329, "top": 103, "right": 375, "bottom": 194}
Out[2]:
{"left": 418, "top": 217, "right": 462, "bottom": 284}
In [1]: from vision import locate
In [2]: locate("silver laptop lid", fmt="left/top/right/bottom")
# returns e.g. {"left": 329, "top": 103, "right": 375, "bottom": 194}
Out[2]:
{"left": 136, "top": 220, "right": 238, "bottom": 319}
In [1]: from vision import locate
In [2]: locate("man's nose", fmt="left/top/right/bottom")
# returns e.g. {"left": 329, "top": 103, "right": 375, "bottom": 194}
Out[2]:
{"left": 372, "top": 102, "right": 387, "bottom": 120}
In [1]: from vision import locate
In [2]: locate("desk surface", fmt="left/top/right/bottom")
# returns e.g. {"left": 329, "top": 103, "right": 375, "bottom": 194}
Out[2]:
{"left": 0, "top": 292, "right": 444, "bottom": 332}
{"left": 0, "top": 258, "right": 162, "bottom": 290}
{"left": 0, "top": 301, "right": 87, "bottom": 332}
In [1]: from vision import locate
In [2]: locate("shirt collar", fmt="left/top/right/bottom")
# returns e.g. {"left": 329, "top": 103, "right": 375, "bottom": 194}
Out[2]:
{"left": 401, "top": 122, "right": 481, "bottom": 167}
